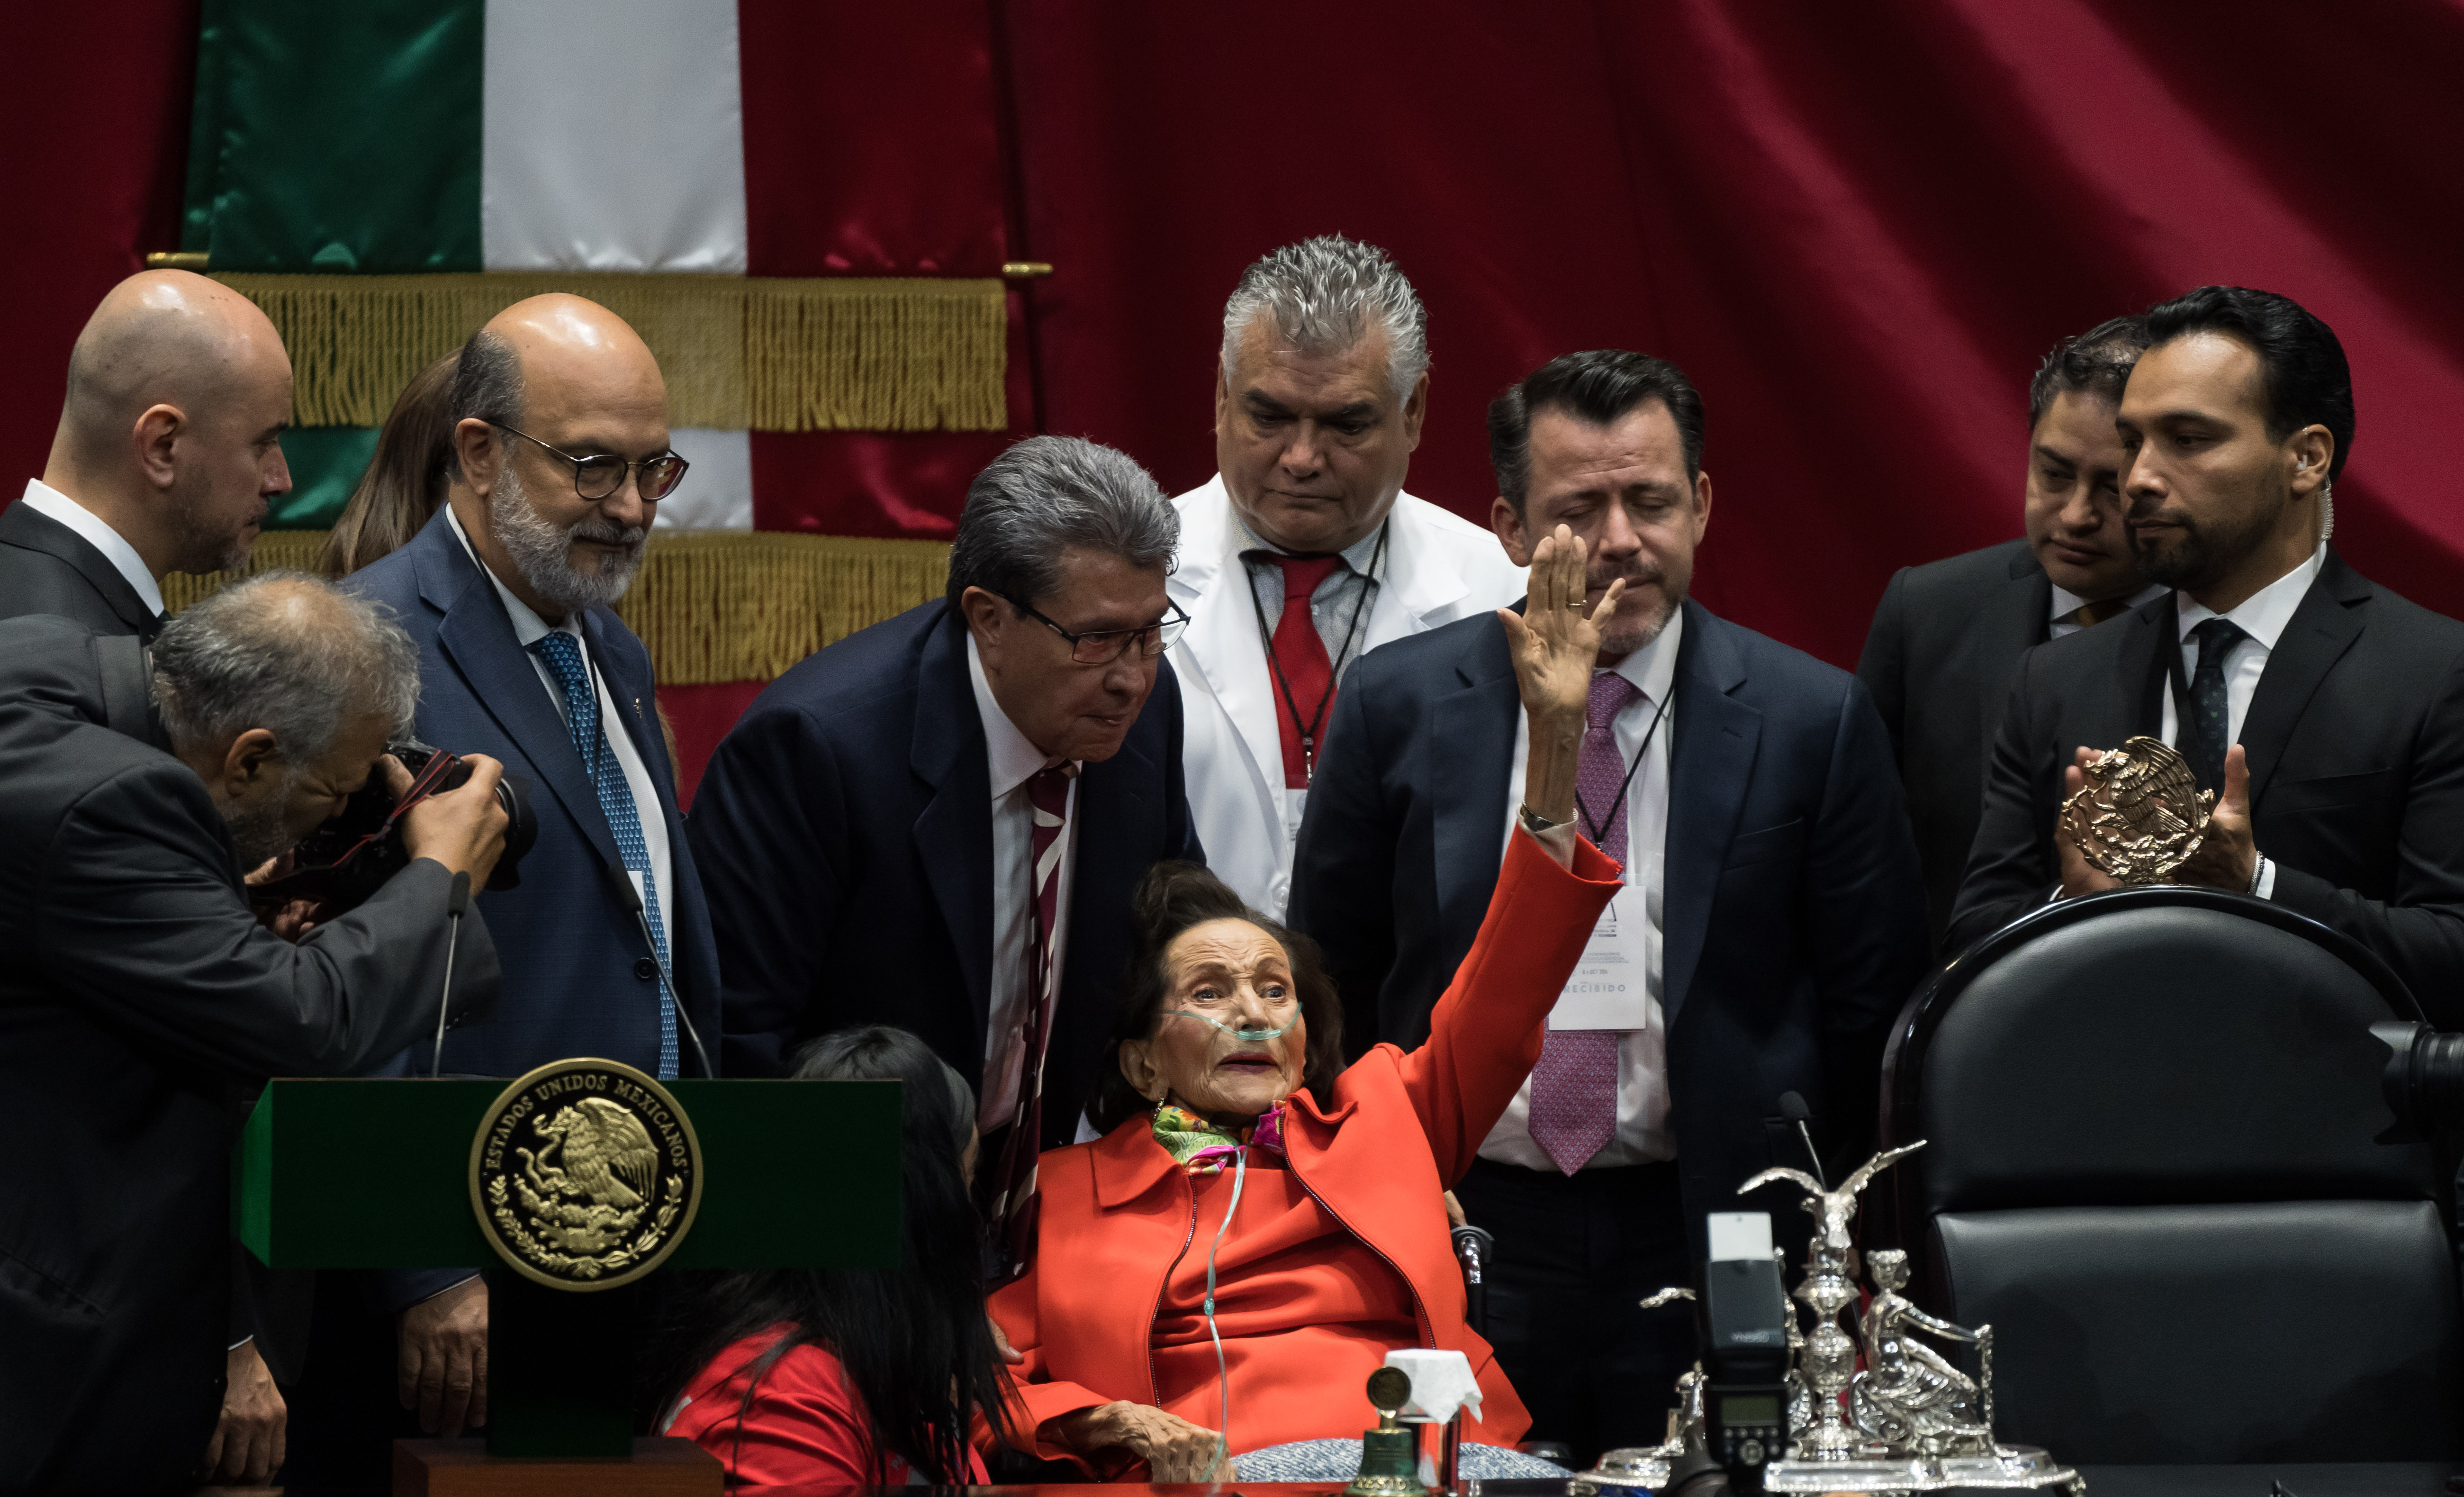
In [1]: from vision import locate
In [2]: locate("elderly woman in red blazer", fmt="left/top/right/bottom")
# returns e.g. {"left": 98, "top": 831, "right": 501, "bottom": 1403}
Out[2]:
{"left": 991, "top": 529, "right": 1626, "bottom": 1480}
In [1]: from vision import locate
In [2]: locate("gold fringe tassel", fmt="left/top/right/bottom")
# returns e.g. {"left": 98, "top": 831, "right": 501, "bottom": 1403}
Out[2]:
{"left": 216, "top": 273, "right": 1008, "bottom": 433}
{"left": 159, "top": 530, "right": 950, "bottom": 687}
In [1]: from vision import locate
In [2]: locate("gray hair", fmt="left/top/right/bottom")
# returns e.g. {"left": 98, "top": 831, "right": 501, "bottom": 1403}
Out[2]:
{"left": 1219, "top": 235, "right": 1430, "bottom": 404}
{"left": 153, "top": 572, "right": 420, "bottom": 762}
{"left": 944, "top": 436, "right": 1177, "bottom": 609}
{"left": 445, "top": 327, "right": 524, "bottom": 481}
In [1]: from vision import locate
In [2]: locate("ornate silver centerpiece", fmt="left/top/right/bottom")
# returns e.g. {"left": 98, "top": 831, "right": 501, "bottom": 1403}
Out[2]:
{"left": 2063, "top": 735, "right": 2213, "bottom": 884}
{"left": 1572, "top": 1141, "right": 2083, "bottom": 1496}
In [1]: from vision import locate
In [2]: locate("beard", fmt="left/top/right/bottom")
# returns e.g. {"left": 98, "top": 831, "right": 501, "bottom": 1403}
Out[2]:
{"left": 171, "top": 489, "right": 265, "bottom": 575}
{"left": 222, "top": 774, "right": 301, "bottom": 869}
{"left": 490, "top": 462, "right": 648, "bottom": 612}
{"left": 1591, "top": 557, "right": 1684, "bottom": 657}
{"left": 2130, "top": 480, "right": 2281, "bottom": 594}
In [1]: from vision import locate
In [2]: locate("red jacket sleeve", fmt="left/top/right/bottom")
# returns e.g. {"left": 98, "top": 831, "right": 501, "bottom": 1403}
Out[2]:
{"left": 988, "top": 1252, "right": 1123, "bottom": 1470}
{"left": 1393, "top": 826, "right": 1624, "bottom": 1183}
{"left": 670, "top": 1340, "right": 884, "bottom": 1486}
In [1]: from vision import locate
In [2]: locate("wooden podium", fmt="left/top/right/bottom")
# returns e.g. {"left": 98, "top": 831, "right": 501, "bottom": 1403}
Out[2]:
{"left": 235, "top": 1075, "right": 903, "bottom": 1494}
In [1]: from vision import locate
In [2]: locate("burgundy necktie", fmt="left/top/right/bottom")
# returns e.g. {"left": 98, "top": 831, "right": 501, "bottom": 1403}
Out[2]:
{"left": 989, "top": 763, "right": 1074, "bottom": 1274}
{"left": 1527, "top": 671, "right": 1643, "bottom": 1175}
{"left": 1262, "top": 554, "right": 1345, "bottom": 788}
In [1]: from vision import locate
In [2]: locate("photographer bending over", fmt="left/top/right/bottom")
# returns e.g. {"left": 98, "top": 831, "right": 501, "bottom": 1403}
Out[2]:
{"left": 0, "top": 573, "right": 508, "bottom": 1493}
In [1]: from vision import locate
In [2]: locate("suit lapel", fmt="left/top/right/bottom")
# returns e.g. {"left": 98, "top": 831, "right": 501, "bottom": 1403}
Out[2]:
{"left": 1978, "top": 549, "right": 2052, "bottom": 762}
{"left": 1662, "top": 603, "right": 1759, "bottom": 1026}
{"left": 2239, "top": 551, "right": 2368, "bottom": 807}
{"left": 1432, "top": 618, "right": 1519, "bottom": 942}
{"left": 0, "top": 501, "right": 160, "bottom": 636}
{"left": 909, "top": 608, "right": 997, "bottom": 1032}
{"left": 419, "top": 519, "right": 624, "bottom": 876}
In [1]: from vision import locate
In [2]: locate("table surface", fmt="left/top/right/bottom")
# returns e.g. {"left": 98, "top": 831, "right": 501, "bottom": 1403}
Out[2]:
{"left": 956, "top": 1471, "right": 2463, "bottom": 1497}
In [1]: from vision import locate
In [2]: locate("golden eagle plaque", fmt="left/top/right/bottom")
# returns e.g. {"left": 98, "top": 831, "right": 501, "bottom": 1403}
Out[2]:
{"left": 469, "top": 1059, "right": 703, "bottom": 1291}
{"left": 2062, "top": 735, "right": 2216, "bottom": 885}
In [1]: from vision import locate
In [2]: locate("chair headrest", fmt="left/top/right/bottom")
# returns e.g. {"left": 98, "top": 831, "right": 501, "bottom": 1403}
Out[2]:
{"left": 1891, "top": 889, "right": 2436, "bottom": 1214}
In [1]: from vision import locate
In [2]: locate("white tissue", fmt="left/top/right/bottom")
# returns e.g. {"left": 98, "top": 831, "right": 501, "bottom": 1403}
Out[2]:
{"left": 1383, "top": 1347, "right": 1484, "bottom": 1424}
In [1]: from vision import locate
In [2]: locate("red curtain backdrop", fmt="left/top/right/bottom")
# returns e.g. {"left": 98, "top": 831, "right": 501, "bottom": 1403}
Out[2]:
{"left": 1003, "top": 0, "right": 2464, "bottom": 662}
{"left": 8, "top": 0, "right": 2463, "bottom": 789}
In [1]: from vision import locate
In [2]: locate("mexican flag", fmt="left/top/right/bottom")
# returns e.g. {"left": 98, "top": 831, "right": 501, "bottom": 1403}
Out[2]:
{"left": 180, "top": 0, "right": 1014, "bottom": 536}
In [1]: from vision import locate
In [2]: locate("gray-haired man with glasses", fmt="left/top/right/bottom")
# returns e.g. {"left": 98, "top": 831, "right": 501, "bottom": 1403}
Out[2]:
{"left": 691, "top": 434, "right": 1203, "bottom": 1272}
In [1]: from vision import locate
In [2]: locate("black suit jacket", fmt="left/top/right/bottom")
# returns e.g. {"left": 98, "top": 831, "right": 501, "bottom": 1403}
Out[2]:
{"left": 0, "top": 497, "right": 162, "bottom": 641}
{"left": 1857, "top": 538, "right": 2051, "bottom": 950}
{"left": 1950, "top": 550, "right": 2464, "bottom": 1020}
{"left": 1288, "top": 599, "right": 1931, "bottom": 1256}
{"left": 0, "top": 617, "right": 496, "bottom": 1494}
{"left": 687, "top": 601, "right": 1203, "bottom": 1148}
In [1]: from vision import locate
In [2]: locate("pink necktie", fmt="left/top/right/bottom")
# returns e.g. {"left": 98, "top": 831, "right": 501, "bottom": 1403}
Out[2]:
{"left": 1527, "top": 672, "right": 1643, "bottom": 1175}
{"left": 989, "top": 763, "right": 1074, "bottom": 1272}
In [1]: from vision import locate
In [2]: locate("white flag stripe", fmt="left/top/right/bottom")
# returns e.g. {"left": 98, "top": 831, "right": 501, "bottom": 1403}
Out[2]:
{"left": 482, "top": 0, "right": 750, "bottom": 273}
{"left": 651, "top": 428, "right": 754, "bottom": 532}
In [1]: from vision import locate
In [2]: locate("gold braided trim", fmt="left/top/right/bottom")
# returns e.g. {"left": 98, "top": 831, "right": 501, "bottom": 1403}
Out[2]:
{"left": 160, "top": 530, "right": 950, "bottom": 686}
{"left": 215, "top": 272, "right": 1008, "bottom": 433}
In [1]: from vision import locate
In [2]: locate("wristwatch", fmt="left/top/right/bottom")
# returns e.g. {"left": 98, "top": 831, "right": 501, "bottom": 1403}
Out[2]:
{"left": 1518, "top": 804, "right": 1570, "bottom": 837}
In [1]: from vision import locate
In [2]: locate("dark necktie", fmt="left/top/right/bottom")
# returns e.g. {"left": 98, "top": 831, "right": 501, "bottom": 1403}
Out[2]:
{"left": 1527, "top": 671, "right": 1643, "bottom": 1175}
{"left": 988, "top": 763, "right": 1074, "bottom": 1274}
{"left": 2179, "top": 617, "right": 2248, "bottom": 793}
{"left": 533, "top": 630, "right": 678, "bottom": 1078}
{"left": 1258, "top": 554, "right": 1345, "bottom": 788}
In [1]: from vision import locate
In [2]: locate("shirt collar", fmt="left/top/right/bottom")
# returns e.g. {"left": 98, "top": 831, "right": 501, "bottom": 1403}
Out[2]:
{"left": 1229, "top": 506, "right": 1386, "bottom": 575}
{"left": 18, "top": 479, "right": 164, "bottom": 617}
{"left": 2048, "top": 580, "right": 2168, "bottom": 625}
{"left": 1607, "top": 605, "right": 1684, "bottom": 708}
{"left": 2175, "top": 541, "right": 2327, "bottom": 651}
{"left": 445, "top": 504, "right": 580, "bottom": 649}
{"left": 965, "top": 631, "right": 1072, "bottom": 800}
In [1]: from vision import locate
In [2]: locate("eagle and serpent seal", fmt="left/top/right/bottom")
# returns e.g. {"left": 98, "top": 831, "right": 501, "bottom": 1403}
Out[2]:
{"left": 469, "top": 1058, "right": 704, "bottom": 1291}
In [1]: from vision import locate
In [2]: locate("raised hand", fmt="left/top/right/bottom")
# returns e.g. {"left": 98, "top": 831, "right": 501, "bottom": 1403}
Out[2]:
{"left": 1499, "top": 524, "right": 1625, "bottom": 828}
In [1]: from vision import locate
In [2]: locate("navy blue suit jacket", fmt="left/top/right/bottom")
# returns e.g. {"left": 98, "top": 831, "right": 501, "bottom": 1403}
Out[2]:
{"left": 687, "top": 600, "right": 1202, "bottom": 1149}
{"left": 345, "top": 510, "right": 721, "bottom": 1080}
{"left": 1288, "top": 599, "right": 1931, "bottom": 1255}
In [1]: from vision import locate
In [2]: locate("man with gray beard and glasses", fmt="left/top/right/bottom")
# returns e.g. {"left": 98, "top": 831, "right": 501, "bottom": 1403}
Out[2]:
{"left": 292, "top": 295, "right": 722, "bottom": 1483}
{"left": 1289, "top": 350, "right": 1927, "bottom": 1464}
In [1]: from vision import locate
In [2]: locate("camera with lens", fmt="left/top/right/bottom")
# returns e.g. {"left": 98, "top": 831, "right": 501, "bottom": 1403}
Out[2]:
{"left": 2373, "top": 1021, "right": 2464, "bottom": 1142}
{"left": 252, "top": 738, "right": 538, "bottom": 917}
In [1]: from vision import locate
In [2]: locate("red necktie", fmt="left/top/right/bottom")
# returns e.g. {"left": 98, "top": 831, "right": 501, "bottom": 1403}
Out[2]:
{"left": 990, "top": 763, "right": 1074, "bottom": 1274}
{"left": 1527, "top": 672, "right": 1643, "bottom": 1175}
{"left": 1263, "top": 554, "right": 1345, "bottom": 789}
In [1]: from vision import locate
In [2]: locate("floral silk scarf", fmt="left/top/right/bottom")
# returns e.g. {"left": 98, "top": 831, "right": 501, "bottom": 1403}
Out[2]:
{"left": 1151, "top": 1102, "right": 1286, "bottom": 1174}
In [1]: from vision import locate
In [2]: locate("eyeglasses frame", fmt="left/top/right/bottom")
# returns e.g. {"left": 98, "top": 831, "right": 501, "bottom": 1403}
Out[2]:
{"left": 1001, "top": 593, "right": 1192, "bottom": 665}
{"left": 492, "top": 422, "right": 689, "bottom": 502}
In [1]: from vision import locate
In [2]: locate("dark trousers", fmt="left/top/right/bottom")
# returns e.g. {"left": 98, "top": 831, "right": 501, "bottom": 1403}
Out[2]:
{"left": 1453, "top": 1156, "right": 1699, "bottom": 1466}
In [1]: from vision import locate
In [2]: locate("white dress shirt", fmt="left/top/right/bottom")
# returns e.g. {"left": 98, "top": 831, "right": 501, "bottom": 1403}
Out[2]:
{"left": 18, "top": 479, "right": 165, "bottom": 617}
{"left": 444, "top": 507, "right": 672, "bottom": 937}
{"left": 2152, "top": 542, "right": 2326, "bottom": 902}
{"left": 1482, "top": 608, "right": 1685, "bottom": 1170}
{"left": 967, "top": 634, "right": 1082, "bottom": 1131}
{"left": 2046, "top": 581, "right": 2168, "bottom": 640}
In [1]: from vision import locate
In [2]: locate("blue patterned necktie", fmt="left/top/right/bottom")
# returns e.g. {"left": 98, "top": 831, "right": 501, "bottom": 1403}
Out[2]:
{"left": 2181, "top": 617, "right": 2248, "bottom": 794}
{"left": 533, "top": 629, "right": 678, "bottom": 1078}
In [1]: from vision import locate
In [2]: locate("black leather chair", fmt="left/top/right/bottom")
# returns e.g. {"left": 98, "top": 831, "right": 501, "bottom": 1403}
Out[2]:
{"left": 1878, "top": 887, "right": 2461, "bottom": 1464}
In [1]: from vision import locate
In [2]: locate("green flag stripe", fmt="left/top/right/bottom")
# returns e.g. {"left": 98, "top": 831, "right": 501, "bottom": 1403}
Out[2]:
{"left": 186, "top": 0, "right": 485, "bottom": 273}
{"left": 271, "top": 427, "right": 381, "bottom": 531}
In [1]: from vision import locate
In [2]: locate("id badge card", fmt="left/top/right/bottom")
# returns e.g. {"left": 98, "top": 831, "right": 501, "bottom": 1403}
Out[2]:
{"left": 1550, "top": 853, "right": 1655, "bottom": 1030}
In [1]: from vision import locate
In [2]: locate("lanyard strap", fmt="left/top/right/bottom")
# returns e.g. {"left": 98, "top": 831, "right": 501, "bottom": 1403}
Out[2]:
{"left": 1572, "top": 688, "right": 1672, "bottom": 848}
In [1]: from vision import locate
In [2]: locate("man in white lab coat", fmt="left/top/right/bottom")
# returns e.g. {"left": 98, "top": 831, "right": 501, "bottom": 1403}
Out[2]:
{"left": 1169, "top": 235, "right": 1525, "bottom": 916}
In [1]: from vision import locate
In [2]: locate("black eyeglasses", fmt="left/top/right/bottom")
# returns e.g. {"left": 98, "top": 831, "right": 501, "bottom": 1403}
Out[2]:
{"left": 1005, "top": 596, "right": 1191, "bottom": 664}
{"left": 495, "top": 424, "right": 690, "bottom": 502}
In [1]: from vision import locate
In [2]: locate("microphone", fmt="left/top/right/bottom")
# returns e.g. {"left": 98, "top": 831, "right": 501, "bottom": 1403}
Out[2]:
{"left": 1778, "top": 1091, "right": 1827, "bottom": 1190}
{"left": 430, "top": 871, "right": 471, "bottom": 1079}
{"left": 602, "top": 862, "right": 715, "bottom": 1080}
